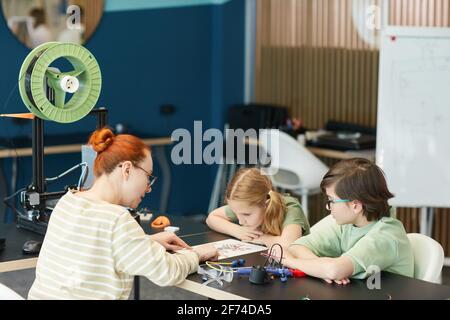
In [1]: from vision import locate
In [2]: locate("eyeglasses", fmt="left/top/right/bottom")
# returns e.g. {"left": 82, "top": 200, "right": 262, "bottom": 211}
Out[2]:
{"left": 325, "top": 198, "right": 351, "bottom": 211}
{"left": 119, "top": 163, "right": 157, "bottom": 188}
{"left": 135, "top": 164, "right": 157, "bottom": 188}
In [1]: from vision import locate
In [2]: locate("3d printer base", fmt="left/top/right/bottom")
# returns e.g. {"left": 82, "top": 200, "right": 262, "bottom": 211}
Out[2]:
{"left": 17, "top": 216, "right": 48, "bottom": 236}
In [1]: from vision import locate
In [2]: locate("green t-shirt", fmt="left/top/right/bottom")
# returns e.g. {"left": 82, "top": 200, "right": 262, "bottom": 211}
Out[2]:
{"left": 291, "top": 217, "right": 414, "bottom": 279}
{"left": 225, "top": 195, "right": 310, "bottom": 236}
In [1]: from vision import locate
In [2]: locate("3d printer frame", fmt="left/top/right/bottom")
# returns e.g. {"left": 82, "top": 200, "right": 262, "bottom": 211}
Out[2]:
{"left": 17, "top": 108, "right": 108, "bottom": 235}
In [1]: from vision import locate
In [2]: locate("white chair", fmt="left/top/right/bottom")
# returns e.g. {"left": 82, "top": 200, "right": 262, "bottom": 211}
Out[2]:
{"left": 310, "top": 213, "right": 335, "bottom": 233}
{"left": 259, "top": 129, "right": 329, "bottom": 218}
{"left": 0, "top": 282, "right": 24, "bottom": 300}
{"left": 407, "top": 233, "right": 444, "bottom": 283}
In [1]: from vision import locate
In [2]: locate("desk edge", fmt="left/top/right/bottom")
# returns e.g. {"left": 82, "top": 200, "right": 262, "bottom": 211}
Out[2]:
{"left": 177, "top": 279, "right": 249, "bottom": 300}
{"left": 0, "top": 257, "right": 38, "bottom": 273}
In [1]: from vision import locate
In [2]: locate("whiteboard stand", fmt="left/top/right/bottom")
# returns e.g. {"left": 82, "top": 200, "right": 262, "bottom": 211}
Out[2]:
{"left": 419, "top": 208, "right": 450, "bottom": 268}
{"left": 419, "top": 207, "right": 434, "bottom": 237}
{"left": 444, "top": 257, "right": 450, "bottom": 267}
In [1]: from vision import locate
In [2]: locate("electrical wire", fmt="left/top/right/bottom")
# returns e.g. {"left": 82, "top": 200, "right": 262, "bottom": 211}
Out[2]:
{"left": 45, "top": 162, "right": 88, "bottom": 189}
{"left": 204, "top": 261, "right": 251, "bottom": 273}
{"left": 3, "top": 160, "right": 88, "bottom": 222}
{"left": 77, "top": 162, "right": 88, "bottom": 189}
{"left": 263, "top": 243, "right": 284, "bottom": 268}
{"left": 3, "top": 187, "right": 27, "bottom": 220}
{"left": 3, "top": 187, "right": 26, "bottom": 201}
{"left": 3, "top": 195, "right": 28, "bottom": 219}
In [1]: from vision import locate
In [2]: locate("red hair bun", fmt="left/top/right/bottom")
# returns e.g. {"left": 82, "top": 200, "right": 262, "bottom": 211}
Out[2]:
{"left": 89, "top": 128, "right": 115, "bottom": 153}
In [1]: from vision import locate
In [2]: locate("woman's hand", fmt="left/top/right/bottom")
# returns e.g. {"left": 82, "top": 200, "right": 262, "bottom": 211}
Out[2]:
{"left": 150, "top": 232, "right": 191, "bottom": 251}
{"left": 193, "top": 244, "right": 219, "bottom": 262}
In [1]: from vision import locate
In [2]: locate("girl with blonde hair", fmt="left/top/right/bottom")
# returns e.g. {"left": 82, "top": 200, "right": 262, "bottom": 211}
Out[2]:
{"left": 206, "top": 168, "right": 310, "bottom": 248}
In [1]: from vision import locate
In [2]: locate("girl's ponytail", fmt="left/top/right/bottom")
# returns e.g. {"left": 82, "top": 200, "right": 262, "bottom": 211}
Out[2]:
{"left": 263, "top": 190, "right": 286, "bottom": 236}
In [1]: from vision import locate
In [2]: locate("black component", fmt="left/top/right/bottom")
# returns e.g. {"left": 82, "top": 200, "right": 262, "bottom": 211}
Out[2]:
{"left": 17, "top": 216, "right": 48, "bottom": 235}
{"left": 134, "top": 271, "right": 140, "bottom": 300}
{"left": 0, "top": 238, "right": 5, "bottom": 252}
{"left": 22, "top": 240, "right": 42, "bottom": 254}
{"left": 228, "top": 104, "right": 288, "bottom": 132}
{"left": 64, "top": 185, "right": 78, "bottom": 192}
{"left": 0, "top": 161, "right": 7, "bottom": 223}
{"left": 20, "top": 190, "right": 66, "bottom": 212}
{"left": 160, "top": 104, "right": 176, "bottom": 116}
{"left": 223, "top": 104, "right": 288, "bottom": 165}
{"left": 129, "top": 209, "right": 141, "bottom": 301}
{"left": 32, "top": 117, "right": 45, "bottom": 197}
{"left": 307, "top": 120, "right": 377, "bottom": 151}
{"left": 249, "top": 265, "right": 269, "bottom": 285}
{"left": 325, "top": 120, "right": 376, "bottom": 135}
{"left": 90, "top": 107, "right": 108, "bottom": 129}
{"left": 307, "top": 132, "right": 376, "bottom": 151}
{"left": 24, "top": 51, "right": 45, "bottom": 110}
{"left": 129, "top": 209, "right": 141, "bottom": 223}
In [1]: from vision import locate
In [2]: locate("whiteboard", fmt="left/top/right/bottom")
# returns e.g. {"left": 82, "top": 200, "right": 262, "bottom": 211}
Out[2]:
{"left": 377, "top": 27, "right": 450, "bottom": 208}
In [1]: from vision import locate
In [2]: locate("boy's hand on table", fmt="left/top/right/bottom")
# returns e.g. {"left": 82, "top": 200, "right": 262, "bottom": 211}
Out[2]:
{"left": 276, "top": 256, "right": 296, "bottom": 269}
{"left": 324, "top": 278, "right": 351, "bottom": 285}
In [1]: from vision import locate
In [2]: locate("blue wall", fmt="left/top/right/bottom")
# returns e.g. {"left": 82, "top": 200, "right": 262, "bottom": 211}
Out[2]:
{"left": 0, "top": 0, "right": 245, "bottom": 220}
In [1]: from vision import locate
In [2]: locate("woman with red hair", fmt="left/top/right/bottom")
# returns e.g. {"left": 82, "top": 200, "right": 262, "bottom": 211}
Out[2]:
{"left": 28, "top": 128, "right": 217, "bottom": 300}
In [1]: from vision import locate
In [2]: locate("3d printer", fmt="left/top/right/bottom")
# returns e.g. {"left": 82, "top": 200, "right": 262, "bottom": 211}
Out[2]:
{"left": 2, "top": 42, "right": 103, "bottom": 235}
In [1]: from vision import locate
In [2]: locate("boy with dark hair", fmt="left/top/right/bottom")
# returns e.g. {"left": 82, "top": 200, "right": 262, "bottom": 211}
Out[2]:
{"left": 281, "top": 158, "right": 414, "bottom": 285}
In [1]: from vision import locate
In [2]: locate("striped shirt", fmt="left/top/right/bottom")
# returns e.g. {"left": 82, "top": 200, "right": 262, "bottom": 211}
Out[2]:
{"left": 28, "top": 190, "right": 199, "bottom": 300}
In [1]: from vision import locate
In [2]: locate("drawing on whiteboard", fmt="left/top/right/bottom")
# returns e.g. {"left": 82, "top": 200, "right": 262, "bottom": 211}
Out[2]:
{"left": 390, "top": 44, "right": 450, "bottom": 165}
{"left": 377, "top": 27, "right": 450, "bottom": 207}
